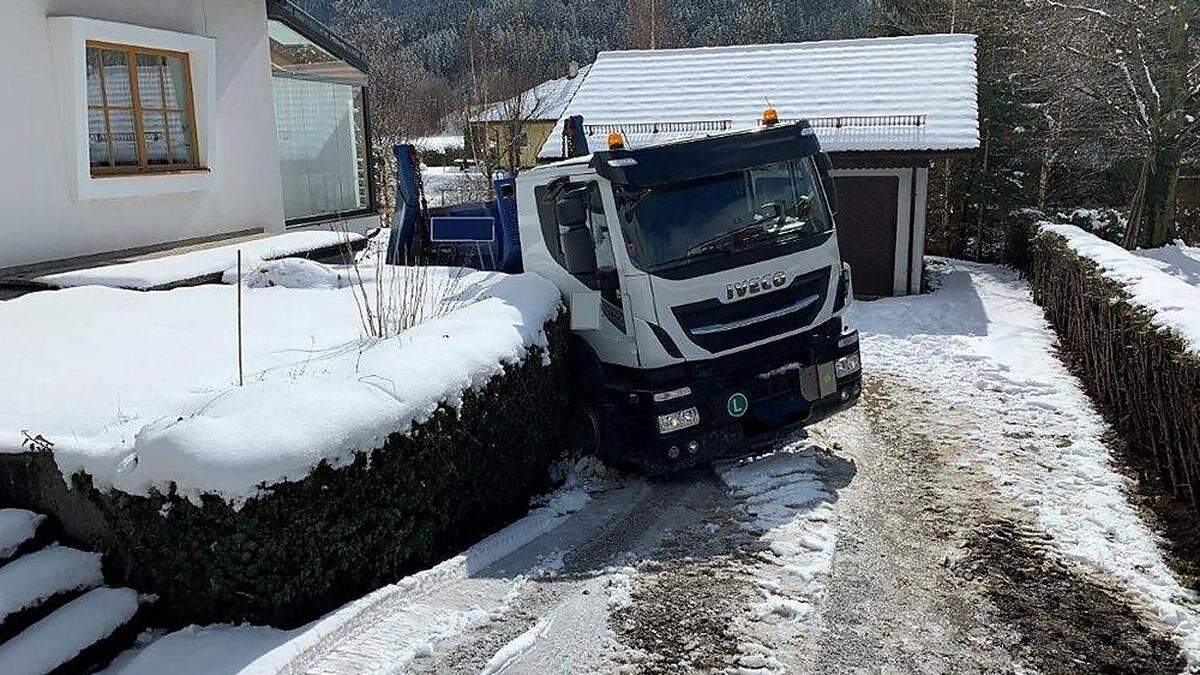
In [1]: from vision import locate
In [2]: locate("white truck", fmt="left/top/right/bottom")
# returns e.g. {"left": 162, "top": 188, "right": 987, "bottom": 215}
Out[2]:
{"left": 388, "top": 117, "right": 862, "bottom": 473}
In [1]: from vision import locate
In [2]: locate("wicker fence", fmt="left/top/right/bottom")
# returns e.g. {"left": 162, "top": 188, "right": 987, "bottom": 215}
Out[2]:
{"left": 1028, "top": 232, "right": 1200, "bottom": 508}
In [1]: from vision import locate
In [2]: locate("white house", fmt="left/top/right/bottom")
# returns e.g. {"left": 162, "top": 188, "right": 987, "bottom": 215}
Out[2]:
{"left": 0, "top": 0, "right": 378, "bottom": 273}
{"left": 539, "top": 34, "right": 980, "bottom": 297}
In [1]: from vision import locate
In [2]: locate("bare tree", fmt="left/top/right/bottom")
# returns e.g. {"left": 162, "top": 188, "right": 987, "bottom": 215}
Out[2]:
{"left": 1029, "top": 0, "right": 1199, "bottom": 248}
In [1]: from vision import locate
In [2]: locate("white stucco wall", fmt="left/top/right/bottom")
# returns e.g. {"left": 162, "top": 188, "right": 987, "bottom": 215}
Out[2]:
{"left": 0, "top": 0, "right": 285, "bottom": 269}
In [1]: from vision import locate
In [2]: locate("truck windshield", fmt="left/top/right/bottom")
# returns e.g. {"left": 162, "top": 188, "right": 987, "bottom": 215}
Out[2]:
{"left": 617, "top": 159, "right": 832, "bottom": 274}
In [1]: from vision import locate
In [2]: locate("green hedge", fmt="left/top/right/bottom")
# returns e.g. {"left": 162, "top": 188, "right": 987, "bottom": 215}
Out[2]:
{"left": 71, "top": 314, "right": 571, "bottom": 628}
{"left": 1028, "top": 234, "right": 1200, "bottom": 509}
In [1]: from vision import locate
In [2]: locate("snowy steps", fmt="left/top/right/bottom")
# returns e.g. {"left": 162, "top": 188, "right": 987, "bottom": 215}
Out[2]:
{"left": 0, "top": 508, "right": 149, "bottom": 674}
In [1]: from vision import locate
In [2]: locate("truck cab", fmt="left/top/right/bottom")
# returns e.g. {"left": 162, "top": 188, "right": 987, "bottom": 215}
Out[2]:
{"left": 516, "top": 121, "right": 862, "bottom": 472}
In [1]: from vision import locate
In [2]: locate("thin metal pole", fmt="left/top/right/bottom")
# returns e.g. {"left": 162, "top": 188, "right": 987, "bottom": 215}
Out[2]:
{"left": 237, "top": 249, "right": 244, "bottom": 387}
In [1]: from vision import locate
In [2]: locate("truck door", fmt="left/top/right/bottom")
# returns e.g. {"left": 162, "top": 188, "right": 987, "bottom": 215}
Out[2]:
{"left": 542, "top": 179, "right": 638, "bottom": 366}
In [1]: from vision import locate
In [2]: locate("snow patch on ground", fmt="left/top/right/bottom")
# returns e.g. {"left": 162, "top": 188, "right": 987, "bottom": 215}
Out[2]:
{"left": 1041, "top": 223, "right": 1200, "bottom": 353}
{"left": 479, "top": 615, "right": 554, "bottom": 675}
{"left": 721, "top": 446, "right": 837, "bottom": 628}
{"left": 102, "top": 624, "right": 298, "bottom": 675}
{"left": 1, "top": 264, "right": 560, "bottom": 503}
{"left": 851, "top": 258, "right": 1200, "bottom": 662}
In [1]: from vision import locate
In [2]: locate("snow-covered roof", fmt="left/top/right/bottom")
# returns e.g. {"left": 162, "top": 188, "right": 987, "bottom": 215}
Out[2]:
{"left": 538, "top": 34, "right": 979, "bottom": 160}
{"left": 477, "top": 65, "right": 591, "bottom": 123}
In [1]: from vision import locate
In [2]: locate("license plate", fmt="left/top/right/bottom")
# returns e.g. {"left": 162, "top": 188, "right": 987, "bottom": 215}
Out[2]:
{"left": 817, "top": 362, "right": 837, "bottom": 398}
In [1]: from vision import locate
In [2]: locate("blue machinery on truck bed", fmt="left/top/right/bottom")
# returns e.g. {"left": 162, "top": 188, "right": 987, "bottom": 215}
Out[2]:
{"left": 387, "top": 115, "right": 590, "bottom": 271}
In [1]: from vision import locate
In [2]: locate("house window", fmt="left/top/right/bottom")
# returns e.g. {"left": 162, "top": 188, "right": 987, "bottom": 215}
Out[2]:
{"left": 85, "top": 41, "right": 201, "bottom": 175}
{"left": 268, "top": 19, "right": 372, "bottom": 223}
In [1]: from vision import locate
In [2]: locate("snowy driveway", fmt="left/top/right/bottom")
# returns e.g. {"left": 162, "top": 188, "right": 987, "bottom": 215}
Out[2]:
{"left": 116, "top": 260, "right": 1200, "bottom": 674}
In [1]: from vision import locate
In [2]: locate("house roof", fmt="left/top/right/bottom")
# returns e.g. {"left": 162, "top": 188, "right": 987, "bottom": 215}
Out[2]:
{"left": 477, "top": 65, "right": 591, "bottom": 123}
{"left": 538, "top": 34, "right": 979, "bottom": 160}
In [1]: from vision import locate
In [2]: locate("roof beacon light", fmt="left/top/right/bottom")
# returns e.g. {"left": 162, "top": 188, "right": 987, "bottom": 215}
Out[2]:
{"left": 762, "top": 107, "right": 779, "bottom": 127}
{"left": 608, "top": 132, "right": 626, "bottom": 150}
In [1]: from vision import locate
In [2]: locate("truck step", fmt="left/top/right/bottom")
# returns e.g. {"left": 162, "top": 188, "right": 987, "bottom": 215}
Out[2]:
{"left": 0, "top": 586, "right": 143, "bottom": 675}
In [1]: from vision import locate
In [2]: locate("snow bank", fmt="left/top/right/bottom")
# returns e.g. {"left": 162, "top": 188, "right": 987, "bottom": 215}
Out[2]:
{"left": 1040, "top": 223, "right": 1200, "bottom": 354}
{"left": 1, "top": 265, "right": 560, "bottom": 503}
{"left": 36, "top": 231, "right": 363, "bottom": 290}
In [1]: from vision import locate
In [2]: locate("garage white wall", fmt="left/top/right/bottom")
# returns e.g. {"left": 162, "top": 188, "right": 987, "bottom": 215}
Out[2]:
{"left": 0, "top": 0, "right": 285, "bottom": 269}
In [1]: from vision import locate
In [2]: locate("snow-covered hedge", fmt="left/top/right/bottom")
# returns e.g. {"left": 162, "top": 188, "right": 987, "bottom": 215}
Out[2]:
{"left": 71, "top": 315, "right": 570, "bottom": 628}
{"left": 0, "top": 263, "right": 574, "bottom": 626}
{"left": 1029, "top": 224, "right": 1200, "bottom": 509}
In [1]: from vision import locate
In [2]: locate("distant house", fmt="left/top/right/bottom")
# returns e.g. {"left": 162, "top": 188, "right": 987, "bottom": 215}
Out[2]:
{"left": 470, "top": 63, "right": 590, "bottom": 170}
{"left": 538, "top": 35, "right": 980, "bottom": 297}
{"left": 0, "top": 0, "right": 378, "bottom": 273}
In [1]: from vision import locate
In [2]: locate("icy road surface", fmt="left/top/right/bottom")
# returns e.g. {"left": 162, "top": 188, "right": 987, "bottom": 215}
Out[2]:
{"left": 220, "top": 260, "right": 1199, "bottom": 674}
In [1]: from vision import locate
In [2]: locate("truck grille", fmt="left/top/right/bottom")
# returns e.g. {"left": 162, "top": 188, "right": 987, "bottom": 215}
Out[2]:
{"left": 671, "top": 266, "right": 832, "bottom": 353}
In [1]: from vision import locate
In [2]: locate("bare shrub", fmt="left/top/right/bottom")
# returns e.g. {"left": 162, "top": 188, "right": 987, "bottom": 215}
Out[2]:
{"left": 337, "top": 226, "right": 469, "bottom": 340}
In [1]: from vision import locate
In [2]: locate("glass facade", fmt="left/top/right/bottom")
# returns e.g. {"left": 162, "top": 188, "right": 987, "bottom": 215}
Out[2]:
{"left": 268, "top": 20, "right": 370, "bottom": 222}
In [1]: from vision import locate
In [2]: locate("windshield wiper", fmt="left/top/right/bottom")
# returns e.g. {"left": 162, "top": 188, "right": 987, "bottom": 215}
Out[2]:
{"left": 650, "top": 246, "right": 732, "bottom": 271}
{"left": 684, "top": 220, "right": 778, "bottom": 258}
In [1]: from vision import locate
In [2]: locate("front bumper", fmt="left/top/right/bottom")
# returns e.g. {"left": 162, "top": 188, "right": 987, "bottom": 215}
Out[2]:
{"left": 594, "top": 317, "right": 862, "bottom": 474}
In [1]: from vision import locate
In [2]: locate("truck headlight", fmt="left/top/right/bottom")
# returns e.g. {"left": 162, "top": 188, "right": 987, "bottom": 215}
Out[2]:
{"left": 835, "top": 353, "right": 861, "bottom": 378}
{"left": 657, "top": 407, "right": 700, "bottom": 434}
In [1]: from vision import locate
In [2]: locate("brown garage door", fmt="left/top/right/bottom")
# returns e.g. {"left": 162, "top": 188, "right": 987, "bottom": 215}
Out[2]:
{"left": 833, "top": 175, "right": 899, "bottom": 297}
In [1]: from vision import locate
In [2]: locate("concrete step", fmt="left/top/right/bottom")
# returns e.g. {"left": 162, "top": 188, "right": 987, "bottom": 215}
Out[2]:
{"left": 0, "top": 586, "right": 144, "bottom": 675}
{"left": 0, "top": 509, "right": 50, "bottom": 567}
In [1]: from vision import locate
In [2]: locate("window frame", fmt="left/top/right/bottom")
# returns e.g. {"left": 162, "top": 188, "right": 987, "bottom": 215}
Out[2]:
{"left": 86, "top": 40, "right": 203, "bottom": 177}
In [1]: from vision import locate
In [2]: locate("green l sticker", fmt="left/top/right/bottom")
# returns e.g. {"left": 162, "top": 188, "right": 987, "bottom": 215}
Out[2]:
{"left": 728, "top": 393, "right": 749, "bottom": 418}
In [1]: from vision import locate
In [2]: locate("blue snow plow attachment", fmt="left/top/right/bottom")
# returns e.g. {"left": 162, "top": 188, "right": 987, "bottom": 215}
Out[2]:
{"left": 386, "top": 144, "right": 522, "bottom": 273}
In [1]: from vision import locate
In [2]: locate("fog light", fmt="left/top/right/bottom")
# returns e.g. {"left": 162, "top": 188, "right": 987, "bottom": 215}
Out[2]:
{"left": 840, "top": 389, "right": 850, "bottom": 401}
{"left": 834, "top": 353, "right": 861, "bottom": 378}
{"left": 653, "top": 387, "right": 692, "bottom": 403}
{"left": 657, "top": 407, "right": 700, "bottom": 434}
{"left": 687, "top": 440, "right": 700, "bottom": 454}
{"left": 668, "top": 446, "right": 681, "bottom": 459}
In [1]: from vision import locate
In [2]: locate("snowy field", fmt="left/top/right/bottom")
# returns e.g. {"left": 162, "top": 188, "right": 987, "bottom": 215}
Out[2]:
{"left": 0, "top": 248, "right": 559, "bottom": 503}
{"left": 102, "top": 258, "right": 1200, "bottom": 673}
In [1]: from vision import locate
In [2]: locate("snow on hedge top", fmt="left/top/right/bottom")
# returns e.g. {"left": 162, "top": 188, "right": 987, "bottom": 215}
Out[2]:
{"left": 1040, "top": 223, "right": 1200, "bottom": 353}
{"left": 36, "top": 231, "right": 363, "bottom": 290}
{"left": 0, "top": 264, "right": 560, "bottom": 503}
{"left": 538, "top": 34, "right": 979, "bottom": 160}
